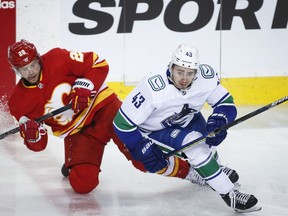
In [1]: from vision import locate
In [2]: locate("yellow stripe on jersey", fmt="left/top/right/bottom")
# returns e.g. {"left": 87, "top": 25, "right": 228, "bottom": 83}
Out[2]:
{"left": 92, "top": 60, "right": 108, "bottom": 68}
{"left": 92, "top": 52, "right": 108, "bottom": 68}
{"left": 53, "top": 87, "right": 115, "bottom": 137}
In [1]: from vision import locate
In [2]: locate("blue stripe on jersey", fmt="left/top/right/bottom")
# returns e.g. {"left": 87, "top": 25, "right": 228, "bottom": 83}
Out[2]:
{"left": 212, "top": 92, "right": 230, "bottom": 108}
{"left": 119, "top": 108, "right": 137, "bottom": 127}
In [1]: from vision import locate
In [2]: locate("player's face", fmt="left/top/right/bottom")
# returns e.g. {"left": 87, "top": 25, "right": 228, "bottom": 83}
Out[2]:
{"left": 17, "top": 58, "right": 41, "bottom": 84}
{"left": 171, "top": 65, "right": 196, "bottom": 89}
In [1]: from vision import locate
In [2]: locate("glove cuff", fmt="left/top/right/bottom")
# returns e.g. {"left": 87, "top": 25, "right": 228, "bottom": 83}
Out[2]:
{"left": 72, "top": 78, "right": 94, "bottom": 91}
{"left": 210, "top": 113, "right": 228, "bottom": 124}
{"left": 19, "top": 116, "right": 29, "bottom": 125}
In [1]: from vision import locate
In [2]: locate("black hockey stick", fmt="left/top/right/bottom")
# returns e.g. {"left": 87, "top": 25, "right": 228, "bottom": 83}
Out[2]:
{"left": 0, "top": 103, "right": 72, "bottom": 140}
{"left": 165, "top": 96, "right": 288, "bottom": 158}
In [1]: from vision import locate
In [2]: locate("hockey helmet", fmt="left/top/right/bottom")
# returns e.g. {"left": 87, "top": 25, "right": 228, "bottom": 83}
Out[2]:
{"left": 170, "top": 44, "right": 199, "bottom": 69}
{"left": 8, "top": 39, "right": 39, "bottom": 69}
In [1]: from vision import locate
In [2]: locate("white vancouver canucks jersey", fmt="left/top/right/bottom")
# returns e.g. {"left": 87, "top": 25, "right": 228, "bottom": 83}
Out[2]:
{"left": 120, "top": 64, "right": 231, "bottom": 132}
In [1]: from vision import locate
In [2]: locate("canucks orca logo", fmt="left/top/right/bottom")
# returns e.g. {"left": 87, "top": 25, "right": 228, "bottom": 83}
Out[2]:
{"left": 161, "top": 104, "right": 196, "bottom": 127}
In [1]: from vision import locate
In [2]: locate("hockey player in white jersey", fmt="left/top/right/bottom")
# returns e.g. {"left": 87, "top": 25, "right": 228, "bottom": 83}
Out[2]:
{"left": 113, "top": 44, "right": 261, "bottom": 212}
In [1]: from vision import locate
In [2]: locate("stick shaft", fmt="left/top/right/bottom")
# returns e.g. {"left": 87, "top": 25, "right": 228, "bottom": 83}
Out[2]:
{"left": 165, "top": 96, "right": 288, "bottom": 157}
{"left": 35, "top": 104, "right": 72, "bottom": 122}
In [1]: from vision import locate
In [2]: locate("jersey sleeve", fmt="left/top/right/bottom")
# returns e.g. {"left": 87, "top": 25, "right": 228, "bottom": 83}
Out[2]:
{"left": 8, "top": 84, "right": 45, "bottom": 121}
{"left": 207, "top": 83, "right": 237, "bottom": 124}
{"left": 121, "top": 81, "right": 155, "bottom": 125}
{"left": 197, "top": 64, "right": 237, "bottom": 123}
{"left": 49, "top": 48, "right": 109, "bottom": 93}
{"left": 113, "top": 80, "right": 155, "bottom": 149}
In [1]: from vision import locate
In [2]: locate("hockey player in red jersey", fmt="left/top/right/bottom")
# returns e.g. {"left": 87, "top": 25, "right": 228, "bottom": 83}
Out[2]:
{"left": 7, "top": 39, "right": 198, "bottom": 194}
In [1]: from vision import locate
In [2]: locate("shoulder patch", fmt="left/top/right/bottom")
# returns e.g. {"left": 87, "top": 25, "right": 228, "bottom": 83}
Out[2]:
{"left": 199, "top": 64, "right": 215, "bottom": 79}
{"left": 148, "top": 75, "right": 166, "bottom": 91}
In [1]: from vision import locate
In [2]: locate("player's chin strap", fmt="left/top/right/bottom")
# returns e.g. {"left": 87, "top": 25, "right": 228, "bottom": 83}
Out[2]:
{"left": 0, "top": 104, "right": 72, "bottom": 140}
{"left": 165, "top": 95, "right": 288, "bottom": 158}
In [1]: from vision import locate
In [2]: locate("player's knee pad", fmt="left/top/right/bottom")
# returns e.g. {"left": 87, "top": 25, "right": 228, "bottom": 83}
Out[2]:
{"left": 69, "top": 163, "right": 100, "bottom": 194}
{"left": 182, "top": 131, "right": 211, "bottom": 166}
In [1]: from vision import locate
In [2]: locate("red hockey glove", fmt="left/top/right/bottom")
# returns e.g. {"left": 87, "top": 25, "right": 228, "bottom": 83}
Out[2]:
{"left": 19, "top": 116, "right": 47, "bottom": 143}
{"left": 71, "top": 78, "right": 95, "bottom": 113}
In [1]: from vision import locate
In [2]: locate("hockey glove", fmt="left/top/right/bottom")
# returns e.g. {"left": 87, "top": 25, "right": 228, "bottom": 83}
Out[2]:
{"left": 71, "top": 78, "right": 95, "bottom": 113}
{"left": 19, "top": 116, "right": 47, "bottom": 143}
{"left": 130, "top": 138, "right": 169, "bottom": 173}
{"left": 206, "top": 113, "right": 228, "bottom": 147}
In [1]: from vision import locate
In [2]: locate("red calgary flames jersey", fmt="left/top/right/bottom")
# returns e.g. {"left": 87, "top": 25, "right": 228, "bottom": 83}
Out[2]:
{"left": 8, "top": 48, "right": 117, "bottom": 138}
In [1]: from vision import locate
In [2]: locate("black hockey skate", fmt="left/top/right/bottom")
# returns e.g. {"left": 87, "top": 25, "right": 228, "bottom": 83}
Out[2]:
{"left": 61, "top": 163, "right": 70, "bottom": 177}
{"left": 221, "top": 166, "right": 239, "bottom": 185}
{"left": 221, "top": 189, "right": 262, "bottom": 213}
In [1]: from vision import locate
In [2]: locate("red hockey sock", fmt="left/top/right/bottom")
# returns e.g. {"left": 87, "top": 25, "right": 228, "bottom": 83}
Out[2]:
{"left": 157, "top": 156, "right": 189, "bottom": 179}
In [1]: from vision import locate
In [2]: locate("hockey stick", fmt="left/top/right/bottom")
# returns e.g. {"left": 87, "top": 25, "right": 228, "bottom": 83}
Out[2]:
{"left": 165, "top": 96, "right": 288, "bottom": 158}
{"left": 0, "top": 103, "right": 72, "bottom": 140}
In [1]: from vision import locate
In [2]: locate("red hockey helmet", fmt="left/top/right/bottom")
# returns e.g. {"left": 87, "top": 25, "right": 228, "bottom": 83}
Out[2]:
{"left": 7, "top": 39, "right": 39, "bottom": 69}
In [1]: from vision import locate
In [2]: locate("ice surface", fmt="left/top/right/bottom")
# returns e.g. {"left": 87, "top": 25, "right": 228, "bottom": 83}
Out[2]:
{"left": 0, "top": 104, "right": 287, "bottom": 216}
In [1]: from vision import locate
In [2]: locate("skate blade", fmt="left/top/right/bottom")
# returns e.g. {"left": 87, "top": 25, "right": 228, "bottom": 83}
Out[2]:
{"left": 234, "top": 205, "right": 262, "bottom": 213}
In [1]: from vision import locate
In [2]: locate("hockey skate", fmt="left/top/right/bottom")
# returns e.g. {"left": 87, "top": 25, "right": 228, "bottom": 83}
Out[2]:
{"left": 221, "top": 189, "right": 262, "bottom": 213}
{"left": 222, "top": 166, "right": 240, "bottom": 186}
{"left": 61, "top": 163, "right": 70, "bottom": 177}
{"left": 185, "top": 166, "right": 239, "bottom": 186}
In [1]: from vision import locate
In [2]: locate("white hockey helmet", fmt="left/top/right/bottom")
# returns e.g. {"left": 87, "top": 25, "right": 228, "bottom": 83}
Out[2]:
{"left": 169, "top": 44, "right": 199, "bottom": 69}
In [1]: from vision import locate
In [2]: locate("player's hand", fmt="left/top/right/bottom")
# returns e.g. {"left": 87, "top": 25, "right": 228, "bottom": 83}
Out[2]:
{"left": 19, "top": 116, "right": 47, "bottom": 143}
{"left": 206, "top": 113, "right": 228, "bottom": 147}
{"left": 130, "top": 138, "right": 169, "bottom": 173}
{"left": 71, "top": 78, "right": 95, "bottom": 113}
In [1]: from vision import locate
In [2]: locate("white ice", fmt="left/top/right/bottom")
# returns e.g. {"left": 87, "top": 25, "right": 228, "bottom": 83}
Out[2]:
{"left": 0, "top": 105, "right": 287, "bottom": 216}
